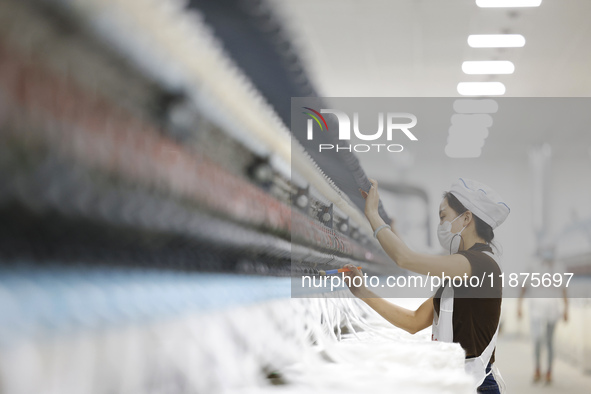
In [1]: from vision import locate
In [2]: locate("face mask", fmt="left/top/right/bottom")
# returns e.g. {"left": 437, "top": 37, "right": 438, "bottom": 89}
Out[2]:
{"left": 437, "top": 212, "right": 467, "bottom": 254}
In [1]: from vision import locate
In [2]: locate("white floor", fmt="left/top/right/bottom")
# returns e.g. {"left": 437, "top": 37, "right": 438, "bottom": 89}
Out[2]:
{"left": 495, "top": 336, "right": 591, "bottom": 394}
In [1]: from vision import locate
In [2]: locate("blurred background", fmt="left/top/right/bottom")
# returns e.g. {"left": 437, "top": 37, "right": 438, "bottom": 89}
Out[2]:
{"left": 1, "top": 0, "right": 591, "bottom": 393}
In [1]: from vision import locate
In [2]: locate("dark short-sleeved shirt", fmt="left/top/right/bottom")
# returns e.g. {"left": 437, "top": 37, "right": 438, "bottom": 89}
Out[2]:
{"left": 433, "top": 243, "right": 502, "bottom": 363}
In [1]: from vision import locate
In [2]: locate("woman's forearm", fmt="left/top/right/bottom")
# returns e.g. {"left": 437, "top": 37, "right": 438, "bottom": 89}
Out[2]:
{"left": 367, "top": 212, "right": 414, "bottom": 269}
{"left": 356, "top": 288, "right": 420, "bottom": 334}
{"left": 366, "top": 212, "right": 471, "bottom": 277}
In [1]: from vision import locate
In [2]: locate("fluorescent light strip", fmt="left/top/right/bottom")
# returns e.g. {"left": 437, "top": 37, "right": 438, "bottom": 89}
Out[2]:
{"left": 462, "top": 61, "right": 514, "bottom": 74}
{"left": 457, "top": 82, "right": 506, "bottom": 96}
{"left": 476, "top": 0, "right": 542, "bottom": 7}
{"left": 468, "top": 34, "right": 525, "bottom": 48}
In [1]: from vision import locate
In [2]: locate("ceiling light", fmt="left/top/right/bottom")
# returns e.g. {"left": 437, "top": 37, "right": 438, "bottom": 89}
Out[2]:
{"left": 457, "top": 82, "right": 506, "bottom": 96}
{"left": 468, "top": 34, "right": 526, "bottom": 48}
{"left": 453, "top": 99, "right": 498, "bottom": 113}
{"left": 476, "top": 0, "right": 542, "bottom": 7}
{"left": 462, "top": 61, "right": 515, "bottom": 74}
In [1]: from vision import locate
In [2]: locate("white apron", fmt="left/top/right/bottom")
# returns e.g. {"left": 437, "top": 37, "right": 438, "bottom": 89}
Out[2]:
{"left": 432, "top": 251, "right": 506, "bottom": 393}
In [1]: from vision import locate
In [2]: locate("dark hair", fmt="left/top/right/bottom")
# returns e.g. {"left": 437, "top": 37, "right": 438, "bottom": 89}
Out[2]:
{"left": 443, "top": 191, "right": 494, "bottom": 244}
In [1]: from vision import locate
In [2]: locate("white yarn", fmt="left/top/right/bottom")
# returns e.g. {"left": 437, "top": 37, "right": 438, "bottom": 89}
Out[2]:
{"left": 0, "top": 287, "right": 473, "bottom": 394}
{"left": 220, "top": 295, "right": 474, "bottom": 394}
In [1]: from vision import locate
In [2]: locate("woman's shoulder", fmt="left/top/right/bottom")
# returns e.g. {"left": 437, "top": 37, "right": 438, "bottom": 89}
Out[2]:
{"left": 458, "top": 244, "right": 502, "bottom": 279}
{"left": 467, "top": 242, "right": 493, "bottom": 254}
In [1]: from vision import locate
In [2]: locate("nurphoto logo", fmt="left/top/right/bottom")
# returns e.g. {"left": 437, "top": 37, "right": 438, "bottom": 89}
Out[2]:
{"left": 303, "top": 107, "right": 418, "bottom": 153}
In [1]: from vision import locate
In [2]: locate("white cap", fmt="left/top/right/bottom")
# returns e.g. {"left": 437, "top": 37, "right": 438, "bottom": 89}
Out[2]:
{"left": 449, "top": 178, "right": 510, "bottom": 230}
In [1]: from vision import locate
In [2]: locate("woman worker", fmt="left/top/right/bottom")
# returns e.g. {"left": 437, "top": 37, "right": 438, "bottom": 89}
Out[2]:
{"left": 344, "top": 178, "right": 510, "bottom": 393}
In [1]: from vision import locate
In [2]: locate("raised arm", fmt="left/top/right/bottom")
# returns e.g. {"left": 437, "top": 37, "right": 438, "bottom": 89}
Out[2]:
{"left": 361, "top": 179, "right": 472, "bottom": 278}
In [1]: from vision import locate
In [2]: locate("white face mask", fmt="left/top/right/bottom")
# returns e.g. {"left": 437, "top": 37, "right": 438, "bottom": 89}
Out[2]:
{"left": 437, "top": 212, "right": 467, "bottom": 254}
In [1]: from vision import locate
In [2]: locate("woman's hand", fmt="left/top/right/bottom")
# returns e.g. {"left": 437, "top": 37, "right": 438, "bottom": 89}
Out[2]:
{"left": 359, "top": 179, "right": 380, "bottom": 218}
{"left": 343, "top": 264, "right": 370, "bottom": 298}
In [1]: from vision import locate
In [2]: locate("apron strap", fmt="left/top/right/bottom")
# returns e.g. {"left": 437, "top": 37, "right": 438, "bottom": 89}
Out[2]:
{"left": 432, "top": 285, "right": 454, "bottom": 342}
{"left": 433, "top": 249, "right": 506, "bottom": 391}
{"left": 477, "top": 250, "right": 506, "bottom": 392}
